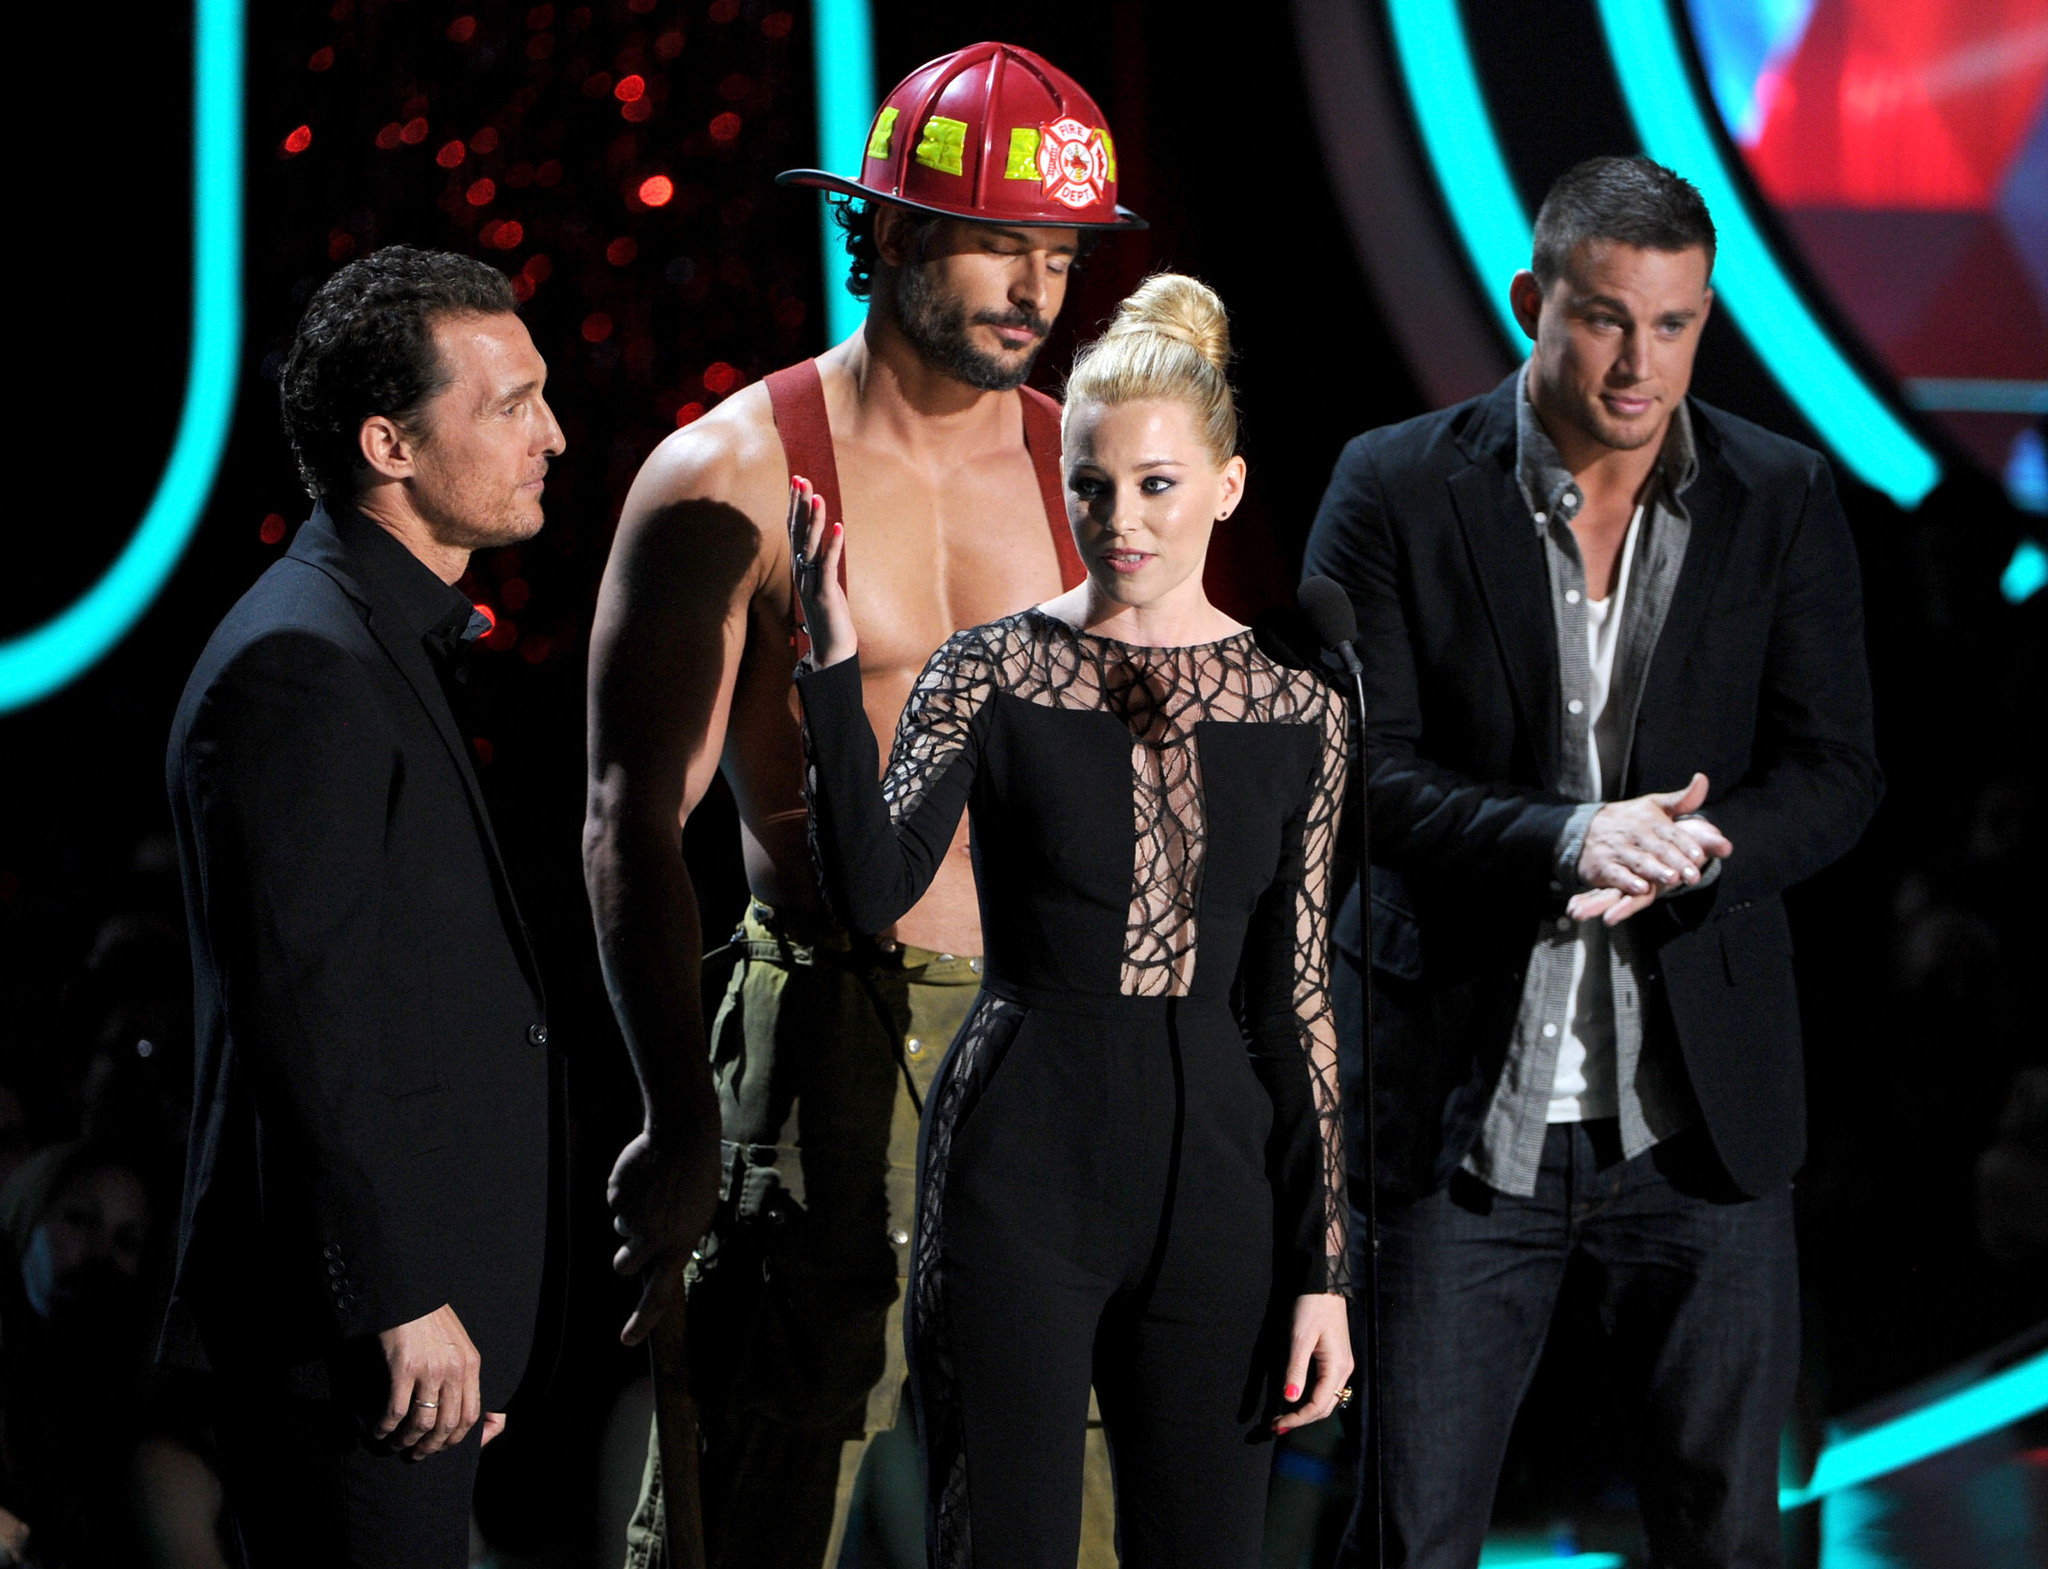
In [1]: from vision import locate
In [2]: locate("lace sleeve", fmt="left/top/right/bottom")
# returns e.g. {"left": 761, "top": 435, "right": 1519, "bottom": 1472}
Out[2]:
{"left": 1296, "top": 685, "right": 1351, "bottom": 1294}
{"left": 1236, "top": 678, "right": 1352, "bottom": 1296}
{"left": 795, "top": 631, "right": 995, "bottom": 935}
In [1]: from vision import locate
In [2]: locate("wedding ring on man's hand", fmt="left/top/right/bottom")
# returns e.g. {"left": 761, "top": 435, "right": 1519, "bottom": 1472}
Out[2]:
{"left": 1335, "top": 1387, "right": 1354, "bottom": 1409}
{"left": 414, "top": 1398, "right": 439, "bottom": 1409}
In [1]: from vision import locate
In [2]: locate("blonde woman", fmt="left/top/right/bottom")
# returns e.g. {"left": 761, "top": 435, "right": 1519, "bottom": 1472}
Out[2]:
{"left": 788, "top": 275, "right": 1352, "bottom": 1566}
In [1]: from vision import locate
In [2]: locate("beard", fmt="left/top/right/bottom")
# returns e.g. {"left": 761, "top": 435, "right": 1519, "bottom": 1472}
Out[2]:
{"left": 894, "top": 260, "right": 1050, "bottom": 392}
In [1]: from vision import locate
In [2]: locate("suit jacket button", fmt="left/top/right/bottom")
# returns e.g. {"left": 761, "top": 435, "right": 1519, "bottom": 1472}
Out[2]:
{"left": 528, "top": 1023, "right": 548, "bottom": 1046}
{"left": 323, "top": 1245, "right": 342, "bottom": 1262}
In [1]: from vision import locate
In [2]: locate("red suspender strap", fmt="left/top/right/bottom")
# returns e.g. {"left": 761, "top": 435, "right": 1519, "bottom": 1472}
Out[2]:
{"left": 1018, "top": 385, "right": 1085, "bottom": 590}
{"left": 764, "top": 359, "right": 845, "bottom": 660}
{"left": 764, "top": 359, "right": 843, "bottom": 523}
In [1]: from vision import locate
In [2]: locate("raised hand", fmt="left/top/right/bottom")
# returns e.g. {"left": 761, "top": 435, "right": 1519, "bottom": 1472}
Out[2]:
{"left": 786, "top": 475, "right": 857, "bottom": 668}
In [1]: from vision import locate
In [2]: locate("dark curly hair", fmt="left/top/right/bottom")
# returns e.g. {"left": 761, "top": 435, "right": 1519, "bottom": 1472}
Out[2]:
{"left": 279, "top": 245, "right": 518, "bottom": 500}
{"left": 831, "top": 198, "right": 1098, "bottom": 300}
{"left": 1532, "top": 156, "right": 1716, "bottom": 288}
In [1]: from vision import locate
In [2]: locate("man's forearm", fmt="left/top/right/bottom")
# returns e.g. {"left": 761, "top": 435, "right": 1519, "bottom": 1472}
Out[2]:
{"left": 585, "top": 821, "right": 719, "bottom": 1134}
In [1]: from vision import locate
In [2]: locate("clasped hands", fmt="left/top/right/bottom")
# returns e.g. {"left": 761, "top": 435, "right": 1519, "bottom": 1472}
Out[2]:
{"left": 1568, "top": 772, "right": 1734, "bottom": 926}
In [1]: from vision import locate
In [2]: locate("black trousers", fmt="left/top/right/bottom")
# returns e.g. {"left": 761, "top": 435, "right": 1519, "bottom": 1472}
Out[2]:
{"left": 214, "top": 1364, "right": 482, "bottom": 1569}
{"left": 1343, "top": 1121, "right": 1798, "bottom": 1569}
{"left": 919, "top": 995, "right": 1280, "bottom": 1569}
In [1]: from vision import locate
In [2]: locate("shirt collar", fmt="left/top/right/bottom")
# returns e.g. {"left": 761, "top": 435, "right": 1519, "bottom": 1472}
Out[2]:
{"left": 1514, "top": 364, "right": 1699, "bottom": 531}
{"left": 327, "top": 505, "right": 486, "bottom": 646}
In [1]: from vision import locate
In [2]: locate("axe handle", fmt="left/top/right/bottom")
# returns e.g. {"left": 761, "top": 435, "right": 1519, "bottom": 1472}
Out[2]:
{"left": 650, "top": 1300, "right": 707, "bottom": 1569}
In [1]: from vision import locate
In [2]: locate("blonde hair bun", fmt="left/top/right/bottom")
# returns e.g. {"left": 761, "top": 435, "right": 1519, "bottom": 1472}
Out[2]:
{"left": 1064, "top": 272, "right": 1239, "bottom": 462}
{"left": 1102, "top": 273, "right": 1232, "bottom": 378}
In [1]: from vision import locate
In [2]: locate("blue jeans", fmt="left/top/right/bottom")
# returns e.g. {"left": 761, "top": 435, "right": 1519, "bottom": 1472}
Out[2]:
{"left": 1344, "top": 1121, "right": 1798, "bottom": 1569}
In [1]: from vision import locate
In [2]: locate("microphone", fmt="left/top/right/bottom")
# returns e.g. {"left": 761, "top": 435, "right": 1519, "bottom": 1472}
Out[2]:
{"left": 1297, "top": 575, "right": 1362, "bottom": 676}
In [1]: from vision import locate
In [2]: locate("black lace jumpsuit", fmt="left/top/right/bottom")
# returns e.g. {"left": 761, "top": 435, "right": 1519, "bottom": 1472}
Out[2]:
{"left": 796, "top": 608, "right": 1348, "bottom": 1569}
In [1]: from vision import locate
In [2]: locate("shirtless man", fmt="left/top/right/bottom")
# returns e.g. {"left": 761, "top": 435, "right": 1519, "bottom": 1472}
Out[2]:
{"left": 583, "top": 44, "right": 1143, "bottom": 1569}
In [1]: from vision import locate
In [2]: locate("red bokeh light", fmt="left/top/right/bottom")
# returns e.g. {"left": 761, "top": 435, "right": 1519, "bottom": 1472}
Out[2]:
{"left": 472, "top": 736, "right": 496, "bottom": 765}
{"left": 606, "top": 237, "right": 639, "bottom": 266}
{"left": 535, "top": 160, "right": 564, "bottom": 187}
{"left": 709, "top": 0, "right": 740, "bottom": 21}
{"left": 471, "top": 602, "right": 497, "bottom": 631}
{"left": 762, "top": 11, "right": 794, "bottom": 39}
{"left": 583, "top": 71, "right": 613, "bottom": 98}
{"left": 526, "top": 4, "right": 554, "bottom": 27}
{"left": 328, "top": 229, "right": 356, "bottom": 261}
{"left": 400, "top": 117, "right": 430, "bottom": 145}
{"left": 526, "top": 33, "right": 554, "bottom": 60}
{"left": 447, "top": 15, "right": 477, "bottom": 42}
{"left": 501, "top": 579, "right": 532, "bottom": 611}
{"left": 487, "top": 219, "right": 523, "bottom": 249}
{"left": 523, "top": 253, "right": 554, "bottom": 282}
{"left": 627, "top": 0, "right": 657, "bottom": 14}
{"left": 675, "top": 401, "right": 705, "bottom": 426}
{"left": 471, "top": 126, "right": 500, "bottom": 154}
{"left": 308, "top": 46, "right": 335, "bottom": 72}
{"left": 614, "top": 73, "right": 646, "bottom": 102}
{"left": 638, "top": 174, "right": 674, "bottom": 206}
{"left": 703, "top": 362, "right": 737, "bottom": 394}
{"left": 436, "top": 139, "right": 466, "bottom": 168}
{"left": 375, "top": 122, "right": 403, "bottom": 150}
{"left": 259, "top": 513, "right": 287, "bottom": 545}
{"left": 656, "top": 29, "right": 684, "bottom": 59}
{"left": 709, "top": 112, "right": 741, "bottom": 143}
{"left": 282, "top": 124, "right": 313, "bottom": 156}
{"left": 466, "top": 177, "right": 496, "bottom": 206}
{"left": 581, "top": 312, "right": 614, "bottom": 343}
{"left": 511, "top": 274, "right": 535, "bottom": 303}
{"left": 519, "top": 636, "right": 551, "bottom": 665}
{"left": 622, "top": 98, "right": 653, "bottom": 123}
{"left": 719, "top": 72, "right": 751, "bottom": 101}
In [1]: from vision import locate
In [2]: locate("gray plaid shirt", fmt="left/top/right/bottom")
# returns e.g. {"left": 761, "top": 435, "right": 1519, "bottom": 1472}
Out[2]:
{"left": 1461, "top": 372, "right": 1708, "bottom": 1196}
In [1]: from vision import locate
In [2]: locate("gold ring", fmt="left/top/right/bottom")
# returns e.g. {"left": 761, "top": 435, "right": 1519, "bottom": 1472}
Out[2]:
{"left": 1335, "top": 1386, "right": 1354, "bottom": 1408}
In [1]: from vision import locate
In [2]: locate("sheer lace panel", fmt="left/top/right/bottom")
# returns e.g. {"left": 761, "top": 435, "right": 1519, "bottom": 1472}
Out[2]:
{"left": 871, "top": 609, "right": 1352, "bottom": 1287}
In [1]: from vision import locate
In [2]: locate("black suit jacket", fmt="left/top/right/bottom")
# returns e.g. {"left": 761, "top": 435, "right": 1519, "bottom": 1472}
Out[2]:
{"left": 1304, "top": 375, "right": 1881, "bottom": 1201}
{"left": 164, "top": 506, "right": 553, "bottom": 1410}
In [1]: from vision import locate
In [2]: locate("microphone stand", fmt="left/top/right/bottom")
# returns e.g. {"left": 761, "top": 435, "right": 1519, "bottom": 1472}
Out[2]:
{"left": 1329, "top": 636, "right": 1385, "bottom": 1569}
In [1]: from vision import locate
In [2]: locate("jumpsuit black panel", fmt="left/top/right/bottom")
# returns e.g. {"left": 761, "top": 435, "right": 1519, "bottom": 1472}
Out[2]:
{"left": 796, "top": 611, "right": 1350, "bottom": 1569}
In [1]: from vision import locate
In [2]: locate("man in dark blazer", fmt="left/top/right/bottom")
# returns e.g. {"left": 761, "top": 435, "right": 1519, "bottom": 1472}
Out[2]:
{"left": 166, "top": 247, "right": 566, "bottom": 1568}
{"left": 1305, "top": 159, "right": 1881, "bottom": 1567}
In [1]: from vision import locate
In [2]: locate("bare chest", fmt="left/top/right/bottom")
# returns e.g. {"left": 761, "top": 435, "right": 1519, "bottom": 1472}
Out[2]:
{"left": 837, "top": 445, "right": 1067, "bottom": 680}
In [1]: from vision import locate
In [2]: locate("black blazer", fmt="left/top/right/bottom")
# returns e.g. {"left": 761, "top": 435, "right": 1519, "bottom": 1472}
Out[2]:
{"left": 1305, "top": 375, "right": 1881, "bottom": 1201}
{"left": 164, "top": 506, "right": 552, "bottom": 1409}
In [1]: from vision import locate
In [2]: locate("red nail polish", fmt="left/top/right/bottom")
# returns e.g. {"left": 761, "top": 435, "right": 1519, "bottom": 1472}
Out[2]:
{"left": 1285, "top": 1383, "right": 1301, "bottom": 1401}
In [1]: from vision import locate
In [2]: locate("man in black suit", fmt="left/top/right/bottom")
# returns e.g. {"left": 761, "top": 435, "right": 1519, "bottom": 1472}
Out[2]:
{"left": 166, "top": 247, "right": 566, "bottom": 1567}
{"left": 1306, "top": 158, "right": 1881, "bottom": 1567}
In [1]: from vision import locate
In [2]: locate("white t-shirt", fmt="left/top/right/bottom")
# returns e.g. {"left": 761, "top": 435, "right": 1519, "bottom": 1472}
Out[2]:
{"left": 1549, "top": 506, "right": 1645, "bottom": 1122}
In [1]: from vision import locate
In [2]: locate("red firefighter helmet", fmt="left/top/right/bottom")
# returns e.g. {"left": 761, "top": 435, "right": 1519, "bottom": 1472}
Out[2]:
{"left": 778, "top": 41, "right": 1145, "bottom": 231}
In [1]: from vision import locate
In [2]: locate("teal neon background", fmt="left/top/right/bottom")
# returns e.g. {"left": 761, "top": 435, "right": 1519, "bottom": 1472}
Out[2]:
{"left": 0, "top": 0, "right": 243, "bottom": 714}
{"left": 812, "top": 0, "right": 875, "bottom": 346}
{"left": 1382, "top": 0, "right": 1530, "bottom": 348}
